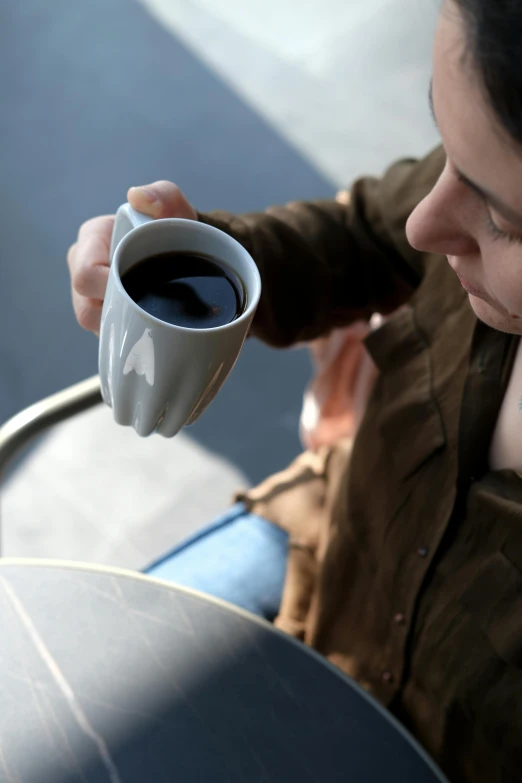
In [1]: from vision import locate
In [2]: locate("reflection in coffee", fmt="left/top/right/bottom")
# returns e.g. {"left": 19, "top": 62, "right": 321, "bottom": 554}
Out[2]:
{"left": 121, "top": 251, "right": 245, "bottom": 329}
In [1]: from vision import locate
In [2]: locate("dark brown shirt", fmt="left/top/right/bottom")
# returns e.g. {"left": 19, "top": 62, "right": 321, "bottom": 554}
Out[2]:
{"left": 198, "top": 147, "right": 522, "bottom": 783}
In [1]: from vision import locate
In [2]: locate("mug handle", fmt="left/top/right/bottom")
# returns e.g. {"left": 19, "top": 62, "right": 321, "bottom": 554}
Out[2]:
{"left": 109, "top": 203, "right": 154, "bottom": 263}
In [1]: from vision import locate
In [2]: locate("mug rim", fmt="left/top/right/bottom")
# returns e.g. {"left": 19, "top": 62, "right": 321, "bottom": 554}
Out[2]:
{"left": 111, "top": 217, "right": 261, "bottom": 335}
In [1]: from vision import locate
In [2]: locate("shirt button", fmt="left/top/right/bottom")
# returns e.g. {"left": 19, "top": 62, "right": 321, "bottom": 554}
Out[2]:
{"left": 417, "top": 546, "right": 429, "bottom": 558}
{"left": 381, "top": 671, "right": 394, "bottom": 684}
{"left": 394, "top": 612, "right": 406, "bottom": 625}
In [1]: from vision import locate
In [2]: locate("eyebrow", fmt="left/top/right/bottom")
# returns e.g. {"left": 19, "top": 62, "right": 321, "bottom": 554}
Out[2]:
{"left": 428, "top": 80, "right": 522, "bottom": 230}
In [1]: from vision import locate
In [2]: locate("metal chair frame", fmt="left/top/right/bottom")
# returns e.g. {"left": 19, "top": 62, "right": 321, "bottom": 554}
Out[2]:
{"left": 0, "top": 376, "right": 103, "bottom": 554}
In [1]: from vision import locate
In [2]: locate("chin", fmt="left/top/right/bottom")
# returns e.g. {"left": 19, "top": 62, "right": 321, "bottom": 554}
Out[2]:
{"left": 468, "top": 294, "right": 522, "bottom": 335}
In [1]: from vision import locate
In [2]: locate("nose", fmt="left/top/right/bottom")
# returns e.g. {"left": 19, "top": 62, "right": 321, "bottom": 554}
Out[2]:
{"left": 406, "top": 166, "right": 478, "bottom": 257}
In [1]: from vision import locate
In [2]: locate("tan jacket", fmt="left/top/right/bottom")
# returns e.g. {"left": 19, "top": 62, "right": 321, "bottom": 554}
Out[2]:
{"left": 199, "top": 147, "right": 522, "bottom": 783}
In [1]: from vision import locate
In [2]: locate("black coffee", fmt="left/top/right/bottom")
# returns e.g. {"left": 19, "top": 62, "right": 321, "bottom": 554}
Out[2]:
{"left": 121, "top": 251, "right": 245, "bottom": 329}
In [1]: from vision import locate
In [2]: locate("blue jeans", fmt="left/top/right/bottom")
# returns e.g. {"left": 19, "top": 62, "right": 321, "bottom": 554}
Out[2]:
{"left": 144, "top": 503, "right": 289, "bottom": 621}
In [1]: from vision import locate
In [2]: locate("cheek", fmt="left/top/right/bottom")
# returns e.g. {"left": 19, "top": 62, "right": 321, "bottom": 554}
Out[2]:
{"left": 482, "top": 243, "right": 522, "bottom": 314}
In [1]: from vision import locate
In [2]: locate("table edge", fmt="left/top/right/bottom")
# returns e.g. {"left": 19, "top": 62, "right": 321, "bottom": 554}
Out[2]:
{"left": 0, "top": 557, "right": 448, "bottom": 782}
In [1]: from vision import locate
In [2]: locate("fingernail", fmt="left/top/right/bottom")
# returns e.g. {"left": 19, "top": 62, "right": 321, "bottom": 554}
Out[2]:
{"left": 129, "top": 186, "right": 157, "bottom": 203}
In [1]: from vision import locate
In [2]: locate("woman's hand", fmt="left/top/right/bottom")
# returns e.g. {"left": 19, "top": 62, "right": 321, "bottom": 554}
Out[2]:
{"left": 67, "top": 181, "right": 197, "bottom": 335}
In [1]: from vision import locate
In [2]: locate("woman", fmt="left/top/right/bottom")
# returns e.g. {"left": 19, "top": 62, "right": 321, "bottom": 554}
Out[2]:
{"left": 67, "top": 2, "right": 522, "bottom": 779}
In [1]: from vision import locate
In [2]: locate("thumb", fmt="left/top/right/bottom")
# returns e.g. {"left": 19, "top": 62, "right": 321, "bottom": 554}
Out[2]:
{"left": 127, "top": 181, "right": 197, "bottom": 220}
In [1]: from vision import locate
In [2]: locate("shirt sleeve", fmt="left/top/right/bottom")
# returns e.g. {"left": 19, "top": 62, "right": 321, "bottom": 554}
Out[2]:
{"left": 197, "top": 146, "right": 445, "bottom": 347}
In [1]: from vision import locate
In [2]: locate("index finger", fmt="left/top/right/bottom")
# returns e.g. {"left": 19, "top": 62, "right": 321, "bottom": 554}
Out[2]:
{"left": 67, "top": 215, "right": 114, "bottom": 273}
{"left": 68, "top": 215, "right": 115, "bottom": 299}
{"left": 77, "top": 214, "right": 115, "bottom": 244}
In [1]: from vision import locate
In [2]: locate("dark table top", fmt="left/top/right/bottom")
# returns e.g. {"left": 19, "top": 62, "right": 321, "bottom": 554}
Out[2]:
{"left": 0, "top": 560, "right": 448, "bottom": 783}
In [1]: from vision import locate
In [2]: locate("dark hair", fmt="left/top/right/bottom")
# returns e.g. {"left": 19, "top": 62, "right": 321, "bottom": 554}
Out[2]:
{"left": 454, "top": 0, "right": 522, "bottom": 147}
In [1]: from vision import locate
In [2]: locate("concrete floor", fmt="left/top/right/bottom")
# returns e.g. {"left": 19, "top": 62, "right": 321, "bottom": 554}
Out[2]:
{"left": 1, "top": 0, "right": 439, "bottom": 567}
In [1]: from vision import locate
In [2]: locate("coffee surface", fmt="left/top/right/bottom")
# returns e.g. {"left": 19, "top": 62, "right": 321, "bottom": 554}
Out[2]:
{"left": 121, "top": 251, "right": 244, "bottom": 329}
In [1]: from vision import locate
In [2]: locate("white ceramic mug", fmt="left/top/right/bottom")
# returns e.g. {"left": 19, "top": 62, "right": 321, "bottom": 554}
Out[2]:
{"left": 98, "top": 203, "right": 261, "bottom": 437}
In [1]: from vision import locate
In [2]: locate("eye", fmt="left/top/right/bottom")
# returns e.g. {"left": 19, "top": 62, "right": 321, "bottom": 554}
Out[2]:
{"left": 453, "top": 170, "right": 522, "bottom": 246}
{"left": 484, "top": 213, "right": 522, "bottom": 246}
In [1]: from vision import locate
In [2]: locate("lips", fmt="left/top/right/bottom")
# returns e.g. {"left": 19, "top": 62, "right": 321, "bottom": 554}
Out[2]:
{"left": 455, "top": 273, "right": 487, "bottom": 298}
{"left": 446, "top": 256, "right": 491, "bottom": 302}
